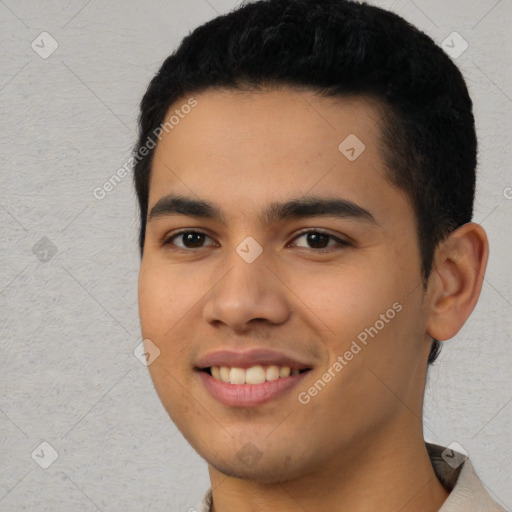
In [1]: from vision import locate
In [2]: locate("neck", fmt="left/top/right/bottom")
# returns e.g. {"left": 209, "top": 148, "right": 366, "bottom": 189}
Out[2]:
{"left": 207, "top": 419, "right": 449, "bottom": 512}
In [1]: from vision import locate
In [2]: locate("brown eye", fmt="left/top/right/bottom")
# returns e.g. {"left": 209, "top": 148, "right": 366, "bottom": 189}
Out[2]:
{"left": 163, "top": 231, "right": 215, "bottom": 250}
{"left": 291, "top": 230, "right": 351, "bottom": 251}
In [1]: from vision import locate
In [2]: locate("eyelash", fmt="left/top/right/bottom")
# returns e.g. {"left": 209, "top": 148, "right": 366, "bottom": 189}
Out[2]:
{"left": 162, "top": 229, "right": 351, "bottom": 253}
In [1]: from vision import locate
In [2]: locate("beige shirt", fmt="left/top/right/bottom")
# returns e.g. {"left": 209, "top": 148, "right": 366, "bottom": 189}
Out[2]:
{"left": 194, "top": 443, "right": 508, "bottom": 511}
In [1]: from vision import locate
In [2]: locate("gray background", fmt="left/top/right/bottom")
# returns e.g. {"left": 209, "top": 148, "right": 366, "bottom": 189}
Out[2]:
{"left": 0, "top": 0, "right": 510, "bottom": 510}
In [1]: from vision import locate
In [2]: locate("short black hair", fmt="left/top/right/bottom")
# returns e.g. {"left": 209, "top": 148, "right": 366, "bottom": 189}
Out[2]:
{"left": 133, "top": 0, "right": 478, "bottom": 365}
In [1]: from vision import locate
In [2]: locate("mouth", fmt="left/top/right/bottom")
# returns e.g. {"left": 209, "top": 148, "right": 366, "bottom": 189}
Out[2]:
{"left": 195, "top": 348, "right": 314, "bottom": 407}
{"left": 196, "top": 365, "right": 312, "bottom": 408}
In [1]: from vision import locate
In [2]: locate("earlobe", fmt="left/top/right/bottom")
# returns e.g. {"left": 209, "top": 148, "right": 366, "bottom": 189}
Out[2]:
{"left": 426, "top": 222, "right": 489, "bottom": 341}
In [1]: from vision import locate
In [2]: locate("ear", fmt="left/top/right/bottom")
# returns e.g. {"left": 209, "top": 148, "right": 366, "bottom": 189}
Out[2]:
{"left": 425, "top": 222, "right": 489, "bottom": 341}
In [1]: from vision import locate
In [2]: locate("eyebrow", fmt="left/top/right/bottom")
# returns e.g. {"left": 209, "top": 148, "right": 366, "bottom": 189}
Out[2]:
{"left": 148, "top": 194, "right": 377, "bottom": 225}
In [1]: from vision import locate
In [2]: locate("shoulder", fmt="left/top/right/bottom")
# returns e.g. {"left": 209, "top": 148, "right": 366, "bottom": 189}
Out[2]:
{"left": 426, "top": 442, "right": 508, "bottom": 512}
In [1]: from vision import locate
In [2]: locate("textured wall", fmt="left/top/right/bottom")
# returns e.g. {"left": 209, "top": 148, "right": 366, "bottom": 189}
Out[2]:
{"left": 0, "top": 0, "right": 510, "bottom": 510}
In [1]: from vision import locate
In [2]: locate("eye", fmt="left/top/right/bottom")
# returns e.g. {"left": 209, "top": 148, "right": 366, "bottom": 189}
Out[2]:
{"left": 162, "top": 229, "right": 351, "bottom": 253}
{"left": 289, "top": 229, "right": 351, "bottom": 252}
{"left": 162, "top": 230, "right": 216, "bottom": 250}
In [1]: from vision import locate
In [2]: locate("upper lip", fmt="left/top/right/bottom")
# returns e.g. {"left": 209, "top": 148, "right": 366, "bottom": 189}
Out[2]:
{"left": 195, "top": 348, "right": 313, "bottom": 370}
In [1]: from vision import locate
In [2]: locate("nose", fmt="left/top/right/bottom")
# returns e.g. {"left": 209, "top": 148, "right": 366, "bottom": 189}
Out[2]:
{"left": 202, "top": 248, "right": 291, "bottom": 332}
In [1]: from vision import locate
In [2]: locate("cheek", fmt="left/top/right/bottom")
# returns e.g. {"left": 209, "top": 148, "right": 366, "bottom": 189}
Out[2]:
{"left": 297, "top": 251, "right": 422, "bottom": 375}
{"left": 137, "top": 264, "right": 195, "bottom": 413}
{"left": 138, "top": 261, "right": 196, "bottom": 338}
{"left": 293, "top": 262, "right": 392, "bottom": 348}
{"left": 138, "top": 266, "right": 168, "bottom": 338}
{"left": 137, "top": 260, "right": 215, "bottom": 377}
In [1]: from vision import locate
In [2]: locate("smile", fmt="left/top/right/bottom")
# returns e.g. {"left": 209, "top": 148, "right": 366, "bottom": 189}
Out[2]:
{"left": 207, "top": 364, "right": 309, "bottom": 384}
{"left": 198, "top": 366, "right": 312, "bottom": 407}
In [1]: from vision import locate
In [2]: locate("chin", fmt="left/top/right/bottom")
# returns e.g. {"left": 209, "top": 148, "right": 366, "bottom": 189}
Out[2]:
{"left": 196, "top": 441, "right": 316, "bottom": 484}
{"left": 206, "top": 458, "right": 301, "bottom": 484}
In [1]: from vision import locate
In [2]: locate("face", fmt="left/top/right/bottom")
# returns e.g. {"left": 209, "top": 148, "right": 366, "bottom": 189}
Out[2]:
{"left": 138, "top": 88, "right": 433, "bottom": 482}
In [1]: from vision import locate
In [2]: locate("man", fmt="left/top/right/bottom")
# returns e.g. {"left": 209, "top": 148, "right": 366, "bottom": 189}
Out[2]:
{"left": 133, "top": 0, "right": 507, "bottom": 510}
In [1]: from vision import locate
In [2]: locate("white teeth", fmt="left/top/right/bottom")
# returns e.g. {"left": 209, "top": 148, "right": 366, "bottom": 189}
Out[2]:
{"left": 279, "top": 366, "right": 291, "bottom": 378}
{"left": 229, "top": 367, "right": 246, "bottom": 384}
{"left": 220, "top": 366, "right": 230, "bottom": 383}
{"left": 209, "top": 364, "right": 306, "bottom": 384}
{"left": 266, "top": 365, "right": 280, "bottom": 381}
{"left": 245, "top": 365, "right": 266, "bottom": 384}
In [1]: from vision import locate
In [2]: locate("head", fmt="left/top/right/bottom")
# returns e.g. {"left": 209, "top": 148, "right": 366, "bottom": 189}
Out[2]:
{"left": 134, "top": 0, "right": 487, "bottom": 483}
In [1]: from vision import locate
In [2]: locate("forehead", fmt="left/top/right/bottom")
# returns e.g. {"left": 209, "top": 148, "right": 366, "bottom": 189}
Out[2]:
{"left": 153, "top": 87, "right": 386, "bottom": 167}
{"left": 148, "top": 87, "right": 410, "bottom": 223}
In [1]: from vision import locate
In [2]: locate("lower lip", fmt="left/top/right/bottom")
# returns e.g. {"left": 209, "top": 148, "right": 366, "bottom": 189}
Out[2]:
{"left": 197, "top": 370, "right": 309, "bottom": 407}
